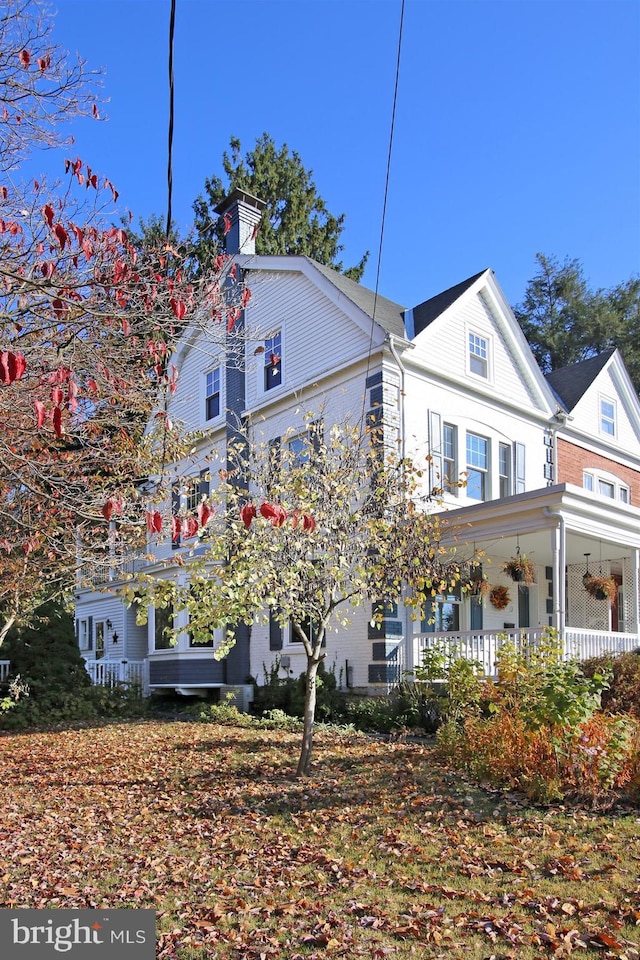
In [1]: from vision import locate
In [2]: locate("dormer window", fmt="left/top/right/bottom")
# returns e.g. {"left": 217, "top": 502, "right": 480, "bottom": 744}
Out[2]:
{"left": 468, "top": 332, "right": 488, "bottom": 378}
{"left": 600, "top": 397, "right": 615, "bottom": 437}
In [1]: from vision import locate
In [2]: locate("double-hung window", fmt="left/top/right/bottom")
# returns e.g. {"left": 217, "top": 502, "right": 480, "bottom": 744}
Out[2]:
{"left": 499, "top": 442, "right": 512, "bottom": 498}
{"left": 153, "top": 605, "right": 173, "bottom": 650}
{"left": 466, "top": 432, "right": 489, "bottom": 501}
{"left": 442, "top": 423, "right": 457, "bottom": 493}
{"left": 205, "top": 368, "right": 221, "bottom": 421}
{"left": 468, "top": 332, "right": 488, "bottom": 378}
{"left": 264, "top": 331, "right": 282, "bottom": 391}
{"left": 600, "top": 398, "right": 615, "bottom": 437}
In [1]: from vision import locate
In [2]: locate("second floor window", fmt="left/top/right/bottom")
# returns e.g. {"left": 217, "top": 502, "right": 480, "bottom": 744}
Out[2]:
{"left": 205, "top": 368, "right": 221, "bottom": 421}
{"left": 466, "top": 432, "right": 488, "bottom": 501}
{"left": 499, "top": 442, "right": 512, "bottom": 498}
{"left": 264, "top": 331, "right": 282, "bottom": 391}
{"left": 583, "top": 469, "right": 630, "bottom": 504}
{"left": 468, "top": 332, "right": 488, "bottom": 378}
{"left": 443, "top": 423, "right": 457, "bottom": 493}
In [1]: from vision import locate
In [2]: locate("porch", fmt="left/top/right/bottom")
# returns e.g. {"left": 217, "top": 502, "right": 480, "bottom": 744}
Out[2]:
{"left": 84, "top": 658, "right": 149, "bottom": 695}
{"left": 414, "top": 627, "right": 639, "bottom": 679}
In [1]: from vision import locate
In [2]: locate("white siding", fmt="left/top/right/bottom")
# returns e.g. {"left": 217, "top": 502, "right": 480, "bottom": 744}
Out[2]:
{"left": 410, "top": 291, "right": 548, "bottom": 416}
{"left": 571, "top": 366, "right": 640, "bottom": 455}
{"left": 243, "top": 270, "right": 384, "bottom": 412}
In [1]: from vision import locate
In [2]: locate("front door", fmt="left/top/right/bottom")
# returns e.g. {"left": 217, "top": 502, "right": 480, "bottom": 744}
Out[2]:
{"left": 95, "top": 621, "right": 105, "bottom": 660}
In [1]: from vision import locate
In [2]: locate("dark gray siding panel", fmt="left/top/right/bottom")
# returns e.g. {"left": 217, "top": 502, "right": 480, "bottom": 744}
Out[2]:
{"left": 149, "top": 658, "right": 226, "bottom": 685}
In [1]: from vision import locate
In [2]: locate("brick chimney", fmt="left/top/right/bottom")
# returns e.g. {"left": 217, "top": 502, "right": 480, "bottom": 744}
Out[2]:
{"left": 214, "top": 189, "right": 266, "bottom": 256}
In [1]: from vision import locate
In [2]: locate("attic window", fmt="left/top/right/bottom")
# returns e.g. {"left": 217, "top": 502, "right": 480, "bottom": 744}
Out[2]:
{"left": 600, "top": 398, "right": 615, "bottom": 437}
{"left": 468, "top": 332, "right": 488, "bottom": 378}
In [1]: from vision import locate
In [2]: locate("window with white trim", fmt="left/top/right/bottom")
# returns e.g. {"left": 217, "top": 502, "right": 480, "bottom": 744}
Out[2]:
{"left": 77, "top": 618, "right": 92, "bottom": 651}
{"left": 583, "top": 469, "right": 630, "bottom": 503}
{"left": 600, "top": 397, "right": 616, "bottom": 437}
{"left": 499, "top": 442, "right": 512, "bottom": 498}
{"left": 185, "top": 478, "right": 200, "bottom": 514}
{"left": 153, "top": 605, "right": 173, "bottom": 650}
{"left": 468, "top": 332, "right": 488, "bottom": 378}
{"left": 264, "top": 331, "right": 282, "bottom": 391}
{"left": 288, "top": 420, "right": 322, "bottom": 469}
{"left": 466, "top": 432, "right": 489, "bottom": 501}
{"left": 443, "top": 423, "right": 457, "bottom": 493}
{"left": 205, "top": 367, "right": 221, "bottom": 421}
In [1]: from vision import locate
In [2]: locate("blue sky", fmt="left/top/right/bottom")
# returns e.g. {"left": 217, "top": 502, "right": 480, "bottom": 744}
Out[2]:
{"left": 33, "top": 0, "right": 640, "bottom": 310}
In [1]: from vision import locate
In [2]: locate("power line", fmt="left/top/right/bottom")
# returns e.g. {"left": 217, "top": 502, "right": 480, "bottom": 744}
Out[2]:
{"left": 166, "top": 0, "right": 176, "bottom": 239}
{"left": 360, "top": 0, "right": 405, "bottom": 432}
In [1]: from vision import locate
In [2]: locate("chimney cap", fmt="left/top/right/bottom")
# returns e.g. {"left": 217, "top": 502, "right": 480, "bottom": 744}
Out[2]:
{"left": 214, "top": 188, "right": 267, "bottom": 216}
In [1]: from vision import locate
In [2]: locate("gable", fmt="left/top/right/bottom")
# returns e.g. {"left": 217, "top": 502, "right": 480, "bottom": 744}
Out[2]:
{"left": 563, "top": 351, "right": 640, "bottom": 454}
{"left": 405, "top": 270, "right": 556, "bottom": 417}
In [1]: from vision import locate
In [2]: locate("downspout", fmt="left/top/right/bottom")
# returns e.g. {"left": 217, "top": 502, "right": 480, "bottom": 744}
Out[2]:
{"left": 543, "top": 508, "right": 566, "bottom": 650}
{"left": 387, "top": 334, "right": 413, "bottom": 672}
{"left": 387, "top": 335, "right": 406, "bottom": 461}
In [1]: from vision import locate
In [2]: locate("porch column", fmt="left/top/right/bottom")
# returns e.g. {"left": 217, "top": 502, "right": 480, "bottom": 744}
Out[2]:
{"left": 632, "top": 547, "right": 640, "bottom": 639}
{"left": 546, "top": 511, "right": 566, "bottom": 639}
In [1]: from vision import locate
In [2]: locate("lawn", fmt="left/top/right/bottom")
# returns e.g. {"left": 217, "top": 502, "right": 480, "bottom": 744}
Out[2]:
{"left": 0, "top": 720, "right": 638, "bottom": 959}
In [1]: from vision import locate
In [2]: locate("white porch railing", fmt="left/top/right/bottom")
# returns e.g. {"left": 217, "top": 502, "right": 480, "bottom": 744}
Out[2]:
{"left": 563, "top": 628, "right": 640, "bottom": 661}
{"left": 0, "top": 660, "right": 10, "bottom": 682}
{"left": 415, "top": 627, "right": 639, "bottom": 678}
{"left": 84, "top": 659, "right": 149, "bottom": 695}
{"left": 416, "top": 629, "right": 544, "bottom": 678}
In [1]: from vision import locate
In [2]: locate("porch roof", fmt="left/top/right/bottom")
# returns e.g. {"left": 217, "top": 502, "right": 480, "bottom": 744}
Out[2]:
{"left": 437, "top": 482, "right": 640, "bottom": 567}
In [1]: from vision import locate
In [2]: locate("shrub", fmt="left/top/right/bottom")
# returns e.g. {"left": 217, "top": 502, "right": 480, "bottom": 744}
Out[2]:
{"left": 252, "top": 660, "right": 345, "bottom": 723}
{"left": 0, "top": 602, "right": 146, "bottom": 730}
{"left": 435, "top": 633, "right": 638, "bottom": 807}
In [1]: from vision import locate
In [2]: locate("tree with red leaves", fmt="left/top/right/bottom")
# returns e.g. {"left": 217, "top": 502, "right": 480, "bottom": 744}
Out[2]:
{"left": 0, "top": 1, "right": 247, "bottom": 643}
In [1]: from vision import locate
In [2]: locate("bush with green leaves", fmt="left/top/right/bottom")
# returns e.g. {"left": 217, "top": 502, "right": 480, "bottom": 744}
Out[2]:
{"left": 252, "top": 660, "right": 345, "bottom": 723}
{"left": 431, "top": 630, "right": 637, "bottom": 806}
{"left": 0, "top": 602, "right": 146, "bottom": 729}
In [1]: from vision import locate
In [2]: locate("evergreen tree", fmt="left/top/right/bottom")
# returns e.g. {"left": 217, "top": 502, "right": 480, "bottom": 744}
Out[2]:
{"left": 515, "top": 254, "right": 640, "bottom": 391}
{"left": 192, "top": 133, "right": 369, "bottom": 280}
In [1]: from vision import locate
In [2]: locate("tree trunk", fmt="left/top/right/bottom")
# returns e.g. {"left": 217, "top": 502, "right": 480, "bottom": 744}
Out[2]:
{"left": 0, "top": 613, "right": 16, "bottom": 649}
{"left": 296, "top": 655, "right": 320, "bottom": 777}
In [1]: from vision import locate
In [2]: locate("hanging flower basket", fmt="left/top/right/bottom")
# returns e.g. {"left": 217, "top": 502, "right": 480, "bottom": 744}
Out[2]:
{"left": 462, "top": 567, "right": 491, "bottom": 599}
{"left": 584, "top": 573, "right": 617, "bottom": 602}
{"left": 489, "top": 584, "right": 511, "bottom": 610}
{"left": 502, "top": 553, "right": 536, "bottom": 584}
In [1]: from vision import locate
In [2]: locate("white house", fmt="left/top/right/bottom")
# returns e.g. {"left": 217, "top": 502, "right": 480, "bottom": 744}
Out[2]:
{"left": 74, "top": 191, "right": 640, "bottom": 698}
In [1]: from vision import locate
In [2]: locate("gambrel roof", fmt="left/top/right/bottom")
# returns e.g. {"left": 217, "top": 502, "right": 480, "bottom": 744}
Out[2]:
{"left": 288, "top": 257, "right": 407, "bottom": 338}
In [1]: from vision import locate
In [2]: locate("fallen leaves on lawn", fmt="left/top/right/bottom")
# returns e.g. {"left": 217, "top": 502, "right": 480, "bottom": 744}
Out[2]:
{"left": 0, "top": 721, "right": 638, "bottom": 959}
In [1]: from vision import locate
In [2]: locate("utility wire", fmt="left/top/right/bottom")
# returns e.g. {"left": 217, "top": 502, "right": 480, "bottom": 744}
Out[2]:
{"left": 359, "top": 0, "right": 405, "bottom": 432}
{"left": 166, "top": 0, "right": 176, "bottom": 239}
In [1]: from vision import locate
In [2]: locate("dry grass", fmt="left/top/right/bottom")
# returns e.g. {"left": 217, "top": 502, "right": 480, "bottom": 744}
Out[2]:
{"left": 0, "top": 720, "right": 638, "bottom": 959}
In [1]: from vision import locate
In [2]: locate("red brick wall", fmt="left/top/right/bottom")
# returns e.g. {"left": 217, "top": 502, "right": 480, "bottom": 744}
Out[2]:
{"left": 557, "top": 438, "right": 640, "bottom": 504}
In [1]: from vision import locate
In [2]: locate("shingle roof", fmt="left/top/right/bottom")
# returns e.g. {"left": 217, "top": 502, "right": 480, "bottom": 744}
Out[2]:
{"left": 545, "top": 349, "right": 616, "bottom": 411}
{"left": 410, "top": 270, "right": 488, "bottom": 337}
{"left": 306, "top": 258, "right": 406, "bottom": 338}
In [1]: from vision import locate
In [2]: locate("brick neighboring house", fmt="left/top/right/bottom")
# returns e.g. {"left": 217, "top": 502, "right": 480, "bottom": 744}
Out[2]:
{"left": 74, "top": 192, "right": 640, "bottom": 699}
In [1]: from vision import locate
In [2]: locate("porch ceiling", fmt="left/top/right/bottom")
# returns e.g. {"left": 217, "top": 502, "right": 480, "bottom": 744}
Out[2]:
{"left": 438, "top": 482, "right": 640, "bottom": 569}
